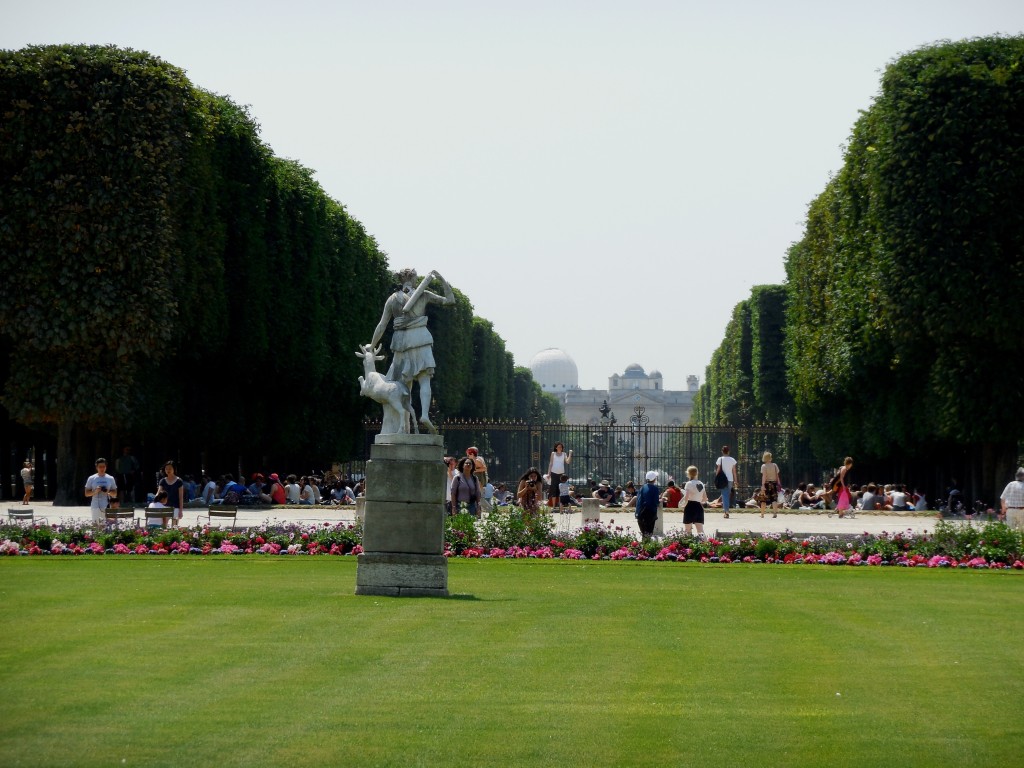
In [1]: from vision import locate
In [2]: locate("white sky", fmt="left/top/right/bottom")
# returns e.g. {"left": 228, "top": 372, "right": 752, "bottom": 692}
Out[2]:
{"left": 4, "top": 1, "right": 1022, "bottom": 391}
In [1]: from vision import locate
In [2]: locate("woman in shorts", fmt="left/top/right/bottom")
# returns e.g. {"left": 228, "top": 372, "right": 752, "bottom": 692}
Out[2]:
{"left": 682, "top": 465, "right": 708, "bottom": 537}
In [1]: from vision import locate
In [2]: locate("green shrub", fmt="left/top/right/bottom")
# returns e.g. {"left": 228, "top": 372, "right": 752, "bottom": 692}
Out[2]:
{"left": 445, "top": 513, "right": 479, "bottom": 554}
{"left": 477, "top": 507, "right": 555, "bottom": 550}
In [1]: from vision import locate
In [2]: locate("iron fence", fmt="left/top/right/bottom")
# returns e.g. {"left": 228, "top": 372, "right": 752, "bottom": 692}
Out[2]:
{"left": 362, "top": 419, "right": 824, "bottom": 495}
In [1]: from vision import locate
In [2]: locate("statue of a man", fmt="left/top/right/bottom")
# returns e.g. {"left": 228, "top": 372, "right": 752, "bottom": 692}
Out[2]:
{"left": 370, "top": 268, "right": 454, "bottom": 433}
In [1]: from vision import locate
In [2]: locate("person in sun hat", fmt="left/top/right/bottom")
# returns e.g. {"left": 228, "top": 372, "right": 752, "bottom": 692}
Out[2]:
{"left": 634, "top": 470, "right": 661, "bottom": 541}
{"left": 592, "top": 479, "right": 614, "bottom": 504}
{"left": 268, "top": 473, "right": 286, "bottom": 505}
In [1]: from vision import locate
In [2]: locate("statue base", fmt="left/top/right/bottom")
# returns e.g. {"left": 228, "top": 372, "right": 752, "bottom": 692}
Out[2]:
{"left": 355, "top": 433, "right": 448, "bottom": 597}
{"left": 355, "top": 552, "right": 448, "bottom": 596}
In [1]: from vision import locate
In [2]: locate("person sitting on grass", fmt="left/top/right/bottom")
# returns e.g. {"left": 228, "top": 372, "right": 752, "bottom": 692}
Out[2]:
{"left": 623, "top": 481, "right": 638, "bottom": 508}
{"left": 661, "top": 479, "right": 683, "bottom": 509}
{"left": 859, "top": 483, "right": 885, "bottom": 511}
{"left": 593, "top": 481, "right": 614, "bottom": 504}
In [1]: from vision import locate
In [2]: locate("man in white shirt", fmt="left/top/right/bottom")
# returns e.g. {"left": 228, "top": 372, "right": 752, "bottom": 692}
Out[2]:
{"left": 715, "top": 445, "right": 738, "bottom": 518}
{"left": 1000, "top": 467, "right": 1024, "bottom": 529}
{"left": 85, "top": 457, "right": 117, "bottom": 522}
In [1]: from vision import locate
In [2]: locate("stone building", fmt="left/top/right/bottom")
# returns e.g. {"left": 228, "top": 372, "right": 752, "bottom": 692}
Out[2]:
{"left": 529, "top": 348, "right": 698, "bottom": 425}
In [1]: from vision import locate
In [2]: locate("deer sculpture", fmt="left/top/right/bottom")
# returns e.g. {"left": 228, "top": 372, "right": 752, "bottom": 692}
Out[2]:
{"left": 356, "top": 343, "right": 417, "bottom": 435}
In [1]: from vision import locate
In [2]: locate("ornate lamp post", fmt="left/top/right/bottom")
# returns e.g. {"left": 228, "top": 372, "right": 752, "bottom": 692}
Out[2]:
{"left": 598, "top": 400, "right": 617, "bottom": 481}
{"left": 630, "top": 396, "right": 649, "bottom": 481}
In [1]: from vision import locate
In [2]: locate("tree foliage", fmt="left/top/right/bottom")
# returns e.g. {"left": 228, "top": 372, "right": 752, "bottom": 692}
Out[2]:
{"left": 0, "top": 45, "right": 545, "bottom": 500}
{"left": 691, "top": 286, "right": 792, "bottom": 427}
{"left": 784, "top": 36, "right": 1024, "bottom": 497}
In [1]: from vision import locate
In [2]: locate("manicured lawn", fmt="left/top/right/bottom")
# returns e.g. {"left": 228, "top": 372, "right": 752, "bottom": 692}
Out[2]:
{"left": 1, "top": 558, "right": 1021, "bottom": 767}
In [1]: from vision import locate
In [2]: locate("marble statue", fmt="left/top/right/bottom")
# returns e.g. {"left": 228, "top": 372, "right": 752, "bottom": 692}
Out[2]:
{"left": 364, "top": 268, "right": 454, "bottom": 434}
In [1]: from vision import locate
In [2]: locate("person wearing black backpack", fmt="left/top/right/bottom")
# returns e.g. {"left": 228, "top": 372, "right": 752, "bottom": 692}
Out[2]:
{"left": 714, "top": 445, "right": 737, "bottom": 519}
{"left": 682, "top": 465, "right": 709, "bottom": 537}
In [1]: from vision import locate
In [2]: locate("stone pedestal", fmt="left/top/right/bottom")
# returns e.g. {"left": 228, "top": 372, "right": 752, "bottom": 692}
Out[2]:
{"left": 355, "top": 433, "right": 448, "bottom": 597}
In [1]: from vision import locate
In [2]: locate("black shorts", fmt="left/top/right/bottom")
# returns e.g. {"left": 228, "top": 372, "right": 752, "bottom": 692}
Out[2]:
{"left": 683, "top": 500, "right": 705, "bottom": 524}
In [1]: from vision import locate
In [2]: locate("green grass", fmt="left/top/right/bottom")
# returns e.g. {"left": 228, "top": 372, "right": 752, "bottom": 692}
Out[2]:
{"left": 1, "top": 558, "right": 1022, "bottom": 767}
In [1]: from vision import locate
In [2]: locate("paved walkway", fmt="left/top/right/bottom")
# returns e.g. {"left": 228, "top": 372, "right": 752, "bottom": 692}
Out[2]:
{"left": 8, "top": 501, "right": 950, "bottom": 537}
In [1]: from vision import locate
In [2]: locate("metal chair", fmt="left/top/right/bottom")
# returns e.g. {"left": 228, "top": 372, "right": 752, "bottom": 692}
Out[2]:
{"left": 142, "top": 506, "right": 178, "bottom": 528}
{"left": 197, "top": 505, "right": 237, "bottom": 529}
{"left": 105, "top": 504, "right": 138, "bottom": 527}
{"left": 7, "top": 507, "right": 48, "bottom": 525}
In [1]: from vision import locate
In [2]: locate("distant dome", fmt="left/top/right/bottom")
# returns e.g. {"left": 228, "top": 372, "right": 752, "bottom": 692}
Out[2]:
{"left": 623, "top": 363, "right": 646, "bottom": 378}
{"left": 650, "top": 370, "right": 662, "bottom": 377}
{"left": 530, "top": 348, "right": 579, "bottom": 392}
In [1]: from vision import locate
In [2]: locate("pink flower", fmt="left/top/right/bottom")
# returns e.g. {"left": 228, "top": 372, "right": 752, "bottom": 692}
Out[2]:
{"left": 561, "top": 549, "right": 584, "bottom": 560}
{"left": 0, "top": 540, "right": 20, "bottom": 556}
{"left": 489, "top": 548, "right": 507, "bottom": 558}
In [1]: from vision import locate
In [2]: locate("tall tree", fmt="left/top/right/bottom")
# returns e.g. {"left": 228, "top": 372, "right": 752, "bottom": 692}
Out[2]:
{"left": 785, "top": 36, "right": 1024, "bottom": 501}
{"left": 0, "top": 45, "right": 194, "bottom": 502}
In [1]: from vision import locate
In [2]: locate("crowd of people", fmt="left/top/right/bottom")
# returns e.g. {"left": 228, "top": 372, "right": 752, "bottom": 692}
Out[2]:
{"left": 40, "top": 441, "right": 1024, "bottom": 533}
{"left": 84, "top": 448, "right": 367, "bottom": 529}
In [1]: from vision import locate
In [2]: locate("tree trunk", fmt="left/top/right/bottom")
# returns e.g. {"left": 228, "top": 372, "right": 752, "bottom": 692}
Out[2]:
{"left": 52, "top": 420, "right": 77, "bottom": 506}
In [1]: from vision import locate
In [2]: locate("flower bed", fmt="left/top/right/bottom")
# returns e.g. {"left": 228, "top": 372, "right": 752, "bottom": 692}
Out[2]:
{"left": 2, "top": 514, "right": 1023, "bottom": 569}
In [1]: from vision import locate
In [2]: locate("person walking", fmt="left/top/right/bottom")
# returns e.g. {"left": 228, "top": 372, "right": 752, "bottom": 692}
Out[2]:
{"left": 760, "top": 451, "right": 782, "bottom": 519}
{"left": 715, "top": 445, "right": 738, "bottom": 519}
{"left": 20, "top": 459, "right": 34, "bottom": 505}
{"left": 85, "top": 457, "right": 117, "bottom": 522}
{"left": 547, "top": 442, "right": 573, "bottom": 507}
{"left": 829, "top": 457, "right": 854, "bottom": 518}
{"left": 635, "top": 470, "right": 661, "bottom": 541}
{"left": 1000, "top": 467, "right": 1024, "bottom": 529}
{"left": 681, "top": 465, "right": 709, "bottom": 537}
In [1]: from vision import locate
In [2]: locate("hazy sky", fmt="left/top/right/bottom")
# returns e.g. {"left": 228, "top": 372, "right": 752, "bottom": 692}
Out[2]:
{"left": 4, "top": 1, "right": 1022, "bottom": 392}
